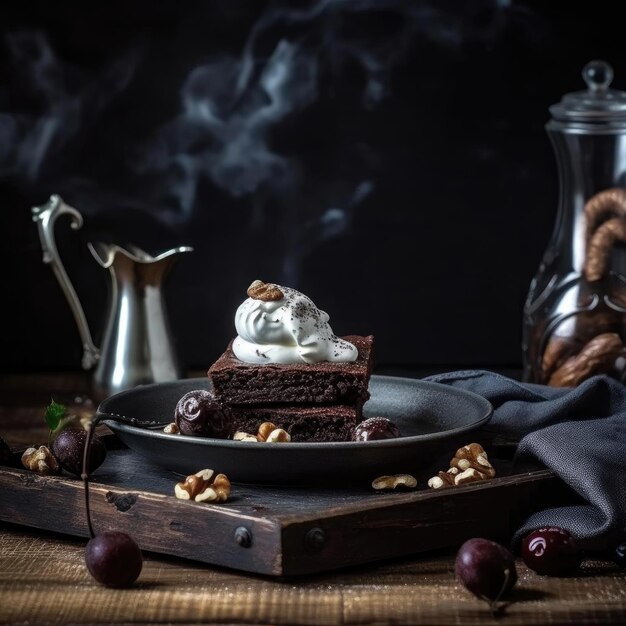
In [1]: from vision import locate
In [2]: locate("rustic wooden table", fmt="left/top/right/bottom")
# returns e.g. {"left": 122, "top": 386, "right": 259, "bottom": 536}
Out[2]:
{"left": 1, "top": 373, "right": 625, "bottom": 626}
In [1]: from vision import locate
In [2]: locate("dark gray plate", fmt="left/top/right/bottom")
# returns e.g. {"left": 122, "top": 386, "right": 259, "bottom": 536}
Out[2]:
{"left": 99, "top": 375, "right": 492, "bottom": 485}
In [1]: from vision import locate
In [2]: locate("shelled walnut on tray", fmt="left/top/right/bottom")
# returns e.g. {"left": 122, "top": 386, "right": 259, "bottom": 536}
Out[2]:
{"left": 428, "top": 443, "right": 495, "bottom": 489}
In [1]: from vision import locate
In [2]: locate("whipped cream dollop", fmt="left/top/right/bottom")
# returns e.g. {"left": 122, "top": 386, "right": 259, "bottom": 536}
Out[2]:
{"left": 232, "top": 281, "right": 358, "bottom": 364}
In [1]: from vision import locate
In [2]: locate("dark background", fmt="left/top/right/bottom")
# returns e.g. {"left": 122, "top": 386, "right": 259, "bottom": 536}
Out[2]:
{"left": 0, "top": 0, "right": 622, "bottom": 373}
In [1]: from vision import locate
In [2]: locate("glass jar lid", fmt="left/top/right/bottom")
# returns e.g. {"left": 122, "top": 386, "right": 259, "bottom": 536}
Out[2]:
{"left": 550, "top": 60, "right": 626, "bottom": 124}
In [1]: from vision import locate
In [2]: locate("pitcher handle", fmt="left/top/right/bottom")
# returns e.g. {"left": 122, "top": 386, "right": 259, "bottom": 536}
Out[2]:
{"left": 32, "top": 195, "right": 100, "bottom": 369}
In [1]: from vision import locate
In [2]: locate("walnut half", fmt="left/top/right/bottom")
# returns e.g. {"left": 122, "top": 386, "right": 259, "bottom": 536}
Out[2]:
{"left": 428, "top": 443, "right": 495, "bottom": 489}
{"left": 233, "top": 422, "right": 291, "bottom": 443}
{"left": 174, "top": 469, "right": 231, "bottom": 503}
{"left": 21, "top": 445, "right": 59, "bottom": 475}
{"left": 450, "top": 443, "right": 496, "bottom": 478}
{"left": 247, "top": 280, "right": 284, "bottom": 302}
{"left": 372, "top": 474, "right": 417, "bottom": 490}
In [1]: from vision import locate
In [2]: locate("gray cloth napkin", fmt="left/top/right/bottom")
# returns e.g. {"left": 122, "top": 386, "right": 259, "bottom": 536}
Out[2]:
{"left": 424, "top": 370, "right": 626, "bottom": 551}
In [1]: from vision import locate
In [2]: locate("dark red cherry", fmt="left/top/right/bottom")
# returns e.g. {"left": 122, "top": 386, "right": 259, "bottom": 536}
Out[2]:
{"left": 174, "top": 390, "right": 231, "bottom": 438}
{"left": 52, "top": 428, "right": 106, "bottom": 476}
{"left": 455, "top": 538, "right": 517, "bottom": 601}
{"left": 521, "top": 527, "right": 581, "bottom": 576}
{"left": 85, "top": 531, "right": 143, "bottom": 587}
{"left": 354, "top": 417, "right": 400, "bottom": 441}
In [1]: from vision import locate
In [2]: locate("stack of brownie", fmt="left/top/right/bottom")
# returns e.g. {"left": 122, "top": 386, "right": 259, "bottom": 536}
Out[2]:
{"left": 207, "top": 335, "right": 374, "bottom": 442}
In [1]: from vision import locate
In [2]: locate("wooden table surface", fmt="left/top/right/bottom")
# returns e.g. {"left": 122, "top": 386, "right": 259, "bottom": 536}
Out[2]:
{"left": 1, "top": 372, "right": 626, "bottom": 626}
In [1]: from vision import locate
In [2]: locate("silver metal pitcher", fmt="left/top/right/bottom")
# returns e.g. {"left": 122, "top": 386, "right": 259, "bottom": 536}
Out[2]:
{"left": 32, "top": 195, "right": 193, "bottom": 400}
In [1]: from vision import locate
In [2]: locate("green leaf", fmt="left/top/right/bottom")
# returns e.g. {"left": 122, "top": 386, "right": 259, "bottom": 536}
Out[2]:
{"left": 44, "top": 400, "right": 67, "bottom": 431}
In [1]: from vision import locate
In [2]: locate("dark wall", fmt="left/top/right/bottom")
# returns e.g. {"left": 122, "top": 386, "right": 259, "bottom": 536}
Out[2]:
{"left": 0, "top": 0, "right": 622, "bottom": 372}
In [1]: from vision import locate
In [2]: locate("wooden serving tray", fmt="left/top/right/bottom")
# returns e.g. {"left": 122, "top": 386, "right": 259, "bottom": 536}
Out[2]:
{"left": 0, "top": 439, "right": 568, "bottom": 577}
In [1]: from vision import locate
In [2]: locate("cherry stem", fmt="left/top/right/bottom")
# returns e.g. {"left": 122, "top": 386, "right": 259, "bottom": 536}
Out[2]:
{"left": 81, "top": 412, "right": 163, "bottom": 540}
{"left": 483, "top": 567, "right": 512, "bottom": 617}
{"left": 82, "top": 414, "right": 104, "bottom": 539}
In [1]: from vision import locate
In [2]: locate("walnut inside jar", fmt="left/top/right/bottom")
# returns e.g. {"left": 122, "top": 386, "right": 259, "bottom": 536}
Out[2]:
{"left": 540, "top": 308, "right": 622, "bottom": 385}
{"left": 548, "top": 332, "right": 624, "bottom": 387}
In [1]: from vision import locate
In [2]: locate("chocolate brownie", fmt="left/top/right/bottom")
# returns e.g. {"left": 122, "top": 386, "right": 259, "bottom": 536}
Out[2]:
{"left": 208, "top": 335, "right": 374, "bottom": 406}
{"left": 229, "top": 404, "right": 360, "bottom": 442}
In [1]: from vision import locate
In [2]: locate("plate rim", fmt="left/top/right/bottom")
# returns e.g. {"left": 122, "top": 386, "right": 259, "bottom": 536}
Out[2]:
{"left": 99, "top": 374, "right": 493, "bottom": 450}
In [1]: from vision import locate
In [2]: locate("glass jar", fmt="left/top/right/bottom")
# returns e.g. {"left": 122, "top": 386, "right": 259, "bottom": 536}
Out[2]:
{"left": 523, "top": 60, "right": 626, "bottom": 386}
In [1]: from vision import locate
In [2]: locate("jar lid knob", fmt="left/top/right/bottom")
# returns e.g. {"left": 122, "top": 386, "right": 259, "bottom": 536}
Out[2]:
{"left": 583, "top": 60, "right": 614, "bottom": 93}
